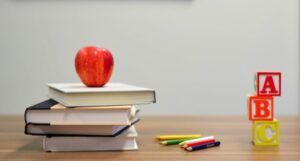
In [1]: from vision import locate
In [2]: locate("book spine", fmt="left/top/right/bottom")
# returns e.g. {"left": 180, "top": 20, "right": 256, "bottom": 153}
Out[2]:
{"left": 153, "top": 91, "right": 157, "bottom": 103}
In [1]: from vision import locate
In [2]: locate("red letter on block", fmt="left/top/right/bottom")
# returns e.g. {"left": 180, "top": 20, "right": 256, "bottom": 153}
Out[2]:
{"left": 248, "top": 95, "right": 274, "bottom": 121}
{"left": 257, "top": 72, "right": 281, "bottom": 96}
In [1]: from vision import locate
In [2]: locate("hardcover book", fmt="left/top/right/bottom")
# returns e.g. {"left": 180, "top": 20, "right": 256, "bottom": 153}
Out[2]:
{"left": 25, "top": 117, "right": 139, "bottom": 137}
{"left": 43, "top": 126, "right": 138, "bottom": 152}
{"left": 25, "top": 99, "right": 138, "bottom": 126}
{"left": 48, "top": 83, "right": 156, "bottom": 107}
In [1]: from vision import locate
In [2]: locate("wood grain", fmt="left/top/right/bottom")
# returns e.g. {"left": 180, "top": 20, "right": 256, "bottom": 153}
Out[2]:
{"left": 0, "top": 115, "right": 299, "bottom": 161}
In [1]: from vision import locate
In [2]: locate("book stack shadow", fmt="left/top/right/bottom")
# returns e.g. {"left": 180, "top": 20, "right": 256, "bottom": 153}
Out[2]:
{"left": 24, "top": 83, "right": 156, "bottom": 152}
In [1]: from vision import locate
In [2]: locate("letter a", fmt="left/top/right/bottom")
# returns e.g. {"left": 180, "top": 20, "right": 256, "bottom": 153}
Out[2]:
{"left": 257, "top": 72, "right": 281, "bottom": 96}
{"left": 261, "top": 76, "right": 278, "bottom": 94}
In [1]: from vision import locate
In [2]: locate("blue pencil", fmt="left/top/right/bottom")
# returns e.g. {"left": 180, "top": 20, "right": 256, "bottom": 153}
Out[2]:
{"left": 186, "top": 141, "right": 221, "bottom": 152}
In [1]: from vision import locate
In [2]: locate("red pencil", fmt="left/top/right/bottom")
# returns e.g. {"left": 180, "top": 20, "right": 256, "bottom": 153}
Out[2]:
{"left": 182, "top": 138, "right": 216, "bottom": 148}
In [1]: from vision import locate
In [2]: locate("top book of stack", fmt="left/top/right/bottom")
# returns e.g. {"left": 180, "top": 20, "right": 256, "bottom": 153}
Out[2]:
{"left": 48, "top": 83, "right": 156, "bottom": 107}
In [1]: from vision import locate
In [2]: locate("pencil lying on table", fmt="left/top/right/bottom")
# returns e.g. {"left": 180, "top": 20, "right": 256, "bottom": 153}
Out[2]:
{"left": 155, "top": 135, "right": 201, "bottom": 140}
{"left": 160, "top": 139, "right": 193, "bottom": 145}
{"left": 179, "top": 136, "right": 214, "bottom": 146}
{"left": 181, "top": 136, "right": 215, "bottom": 148}
{"left": 185, "top": 141, "right": 221, "bottom": 152}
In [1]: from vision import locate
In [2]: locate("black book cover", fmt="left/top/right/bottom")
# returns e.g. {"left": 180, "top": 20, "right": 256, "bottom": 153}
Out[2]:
{"left": 24, "top": 99, "right": 140, "bottom": 137}
{"left": 24, "top": 99, "right": 58, "bottom": 124}
{"left": 24, "top": 118, "right": 140, "bottom": 137}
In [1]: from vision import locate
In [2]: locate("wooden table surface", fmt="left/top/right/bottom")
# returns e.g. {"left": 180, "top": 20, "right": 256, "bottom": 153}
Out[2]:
{"left": 0, "top": 116, "right": 299, "bottom": 161}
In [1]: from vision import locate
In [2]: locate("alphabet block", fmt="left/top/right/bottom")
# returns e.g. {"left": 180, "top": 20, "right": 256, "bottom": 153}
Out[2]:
{"left": 256, "top": 72, "right": 281, "bottom": 96}
{"left": 248, "top": 95, "right": 274, "bottom": 121}
{"left": 253, "top": 119, "right": 280, "bottom": 146}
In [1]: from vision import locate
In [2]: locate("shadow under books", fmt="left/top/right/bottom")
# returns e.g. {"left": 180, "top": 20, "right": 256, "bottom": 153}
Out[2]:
{"left": 18, "top": 138, "right": 43, "bottom": 152}
{"left": 3, "top": 137, "right": 137, "bottom": 160}
{"left": 2, "top": 138, "right": 42, "bottom": 159}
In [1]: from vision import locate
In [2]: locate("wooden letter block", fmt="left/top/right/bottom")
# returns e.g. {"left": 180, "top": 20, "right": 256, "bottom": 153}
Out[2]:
{"left": 253, "top": 119, "right": 280, "bottom": 146}
{"left": 256, "top": 72, "right": 281, "bottom": 96}
{"left": 248, "top": 95, "right": 274, "bottom": 121}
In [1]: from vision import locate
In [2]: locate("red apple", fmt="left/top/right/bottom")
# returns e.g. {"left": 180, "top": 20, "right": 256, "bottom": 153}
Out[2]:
{"left": 75, "top": 46, "right": 114, "bottom": 87}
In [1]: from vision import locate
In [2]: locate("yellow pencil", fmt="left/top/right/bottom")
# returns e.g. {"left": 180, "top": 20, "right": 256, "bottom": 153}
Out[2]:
{"left": 155, "top": 134, "right": 201, "bottom": 140}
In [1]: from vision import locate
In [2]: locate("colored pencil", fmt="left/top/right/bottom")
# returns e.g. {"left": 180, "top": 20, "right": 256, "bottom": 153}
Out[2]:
{"left": 160, "top": 139, "right": 192, "bottom": 145}
{"left": 155, "top": 135, "right": 201, "bottom": 140}
{"left": 186, "top": 141, "right": 221, "bottom": 152}
{"left": 179, "top": 136, "right": 214, "bottom": 146}
{"left": 182, "top": 138, "right": 216, "bottom": 148}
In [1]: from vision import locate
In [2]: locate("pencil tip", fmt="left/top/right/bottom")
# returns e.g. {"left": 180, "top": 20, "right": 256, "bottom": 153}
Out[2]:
{"left": 186, "top": 147, "right": 192, "bottom": 151}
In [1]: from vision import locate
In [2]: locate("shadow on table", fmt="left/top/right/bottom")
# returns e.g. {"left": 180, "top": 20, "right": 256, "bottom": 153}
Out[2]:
{"left": 2, "top": 138, "right": 42, "bottom": 160}
{"left": 2, "top": 137, "right": 138, "bottom": 160}
{"left": 18, "top": 138, "right": 44, "bottom": 151}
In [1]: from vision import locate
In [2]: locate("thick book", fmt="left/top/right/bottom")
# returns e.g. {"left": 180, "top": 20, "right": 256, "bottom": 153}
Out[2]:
{"left": 47, "top": 83, "right": 156, "bottom": 107}
{"left": 25, "top": 99, "right": 138, "bottom": 125}
{"left": 43, "top": 126, "right": 138, "bottom": 152}
{"left": 25, "top": 117, "right": 140, "bottom": 137}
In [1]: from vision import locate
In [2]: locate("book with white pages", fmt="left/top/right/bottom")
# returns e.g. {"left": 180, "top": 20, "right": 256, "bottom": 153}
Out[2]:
{"left": 25, "top": 115, "right": 140, "bottom": 137}
{"left": 47, "top": 83, "right": 156, "bottom": 107}
{"left": 25, "top": 99, "right": 138, "bottom": 126}
{"left": 43, "top": 126, "right": 138, "bottom": 152}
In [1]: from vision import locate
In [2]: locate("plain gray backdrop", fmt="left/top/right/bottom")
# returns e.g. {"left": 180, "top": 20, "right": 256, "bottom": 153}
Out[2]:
{"left": 0, "top": 0, "right": 298, "bottom": 115}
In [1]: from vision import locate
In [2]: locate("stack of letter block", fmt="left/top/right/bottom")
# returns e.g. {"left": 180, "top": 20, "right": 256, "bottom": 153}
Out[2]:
{"left": 248, "top": 72, "right": 281, "bottom": 146}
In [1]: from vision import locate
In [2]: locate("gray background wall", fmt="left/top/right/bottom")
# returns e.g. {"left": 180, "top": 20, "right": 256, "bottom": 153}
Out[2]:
{"left": 0, "top": 0, "right": 298, "bottom": 115}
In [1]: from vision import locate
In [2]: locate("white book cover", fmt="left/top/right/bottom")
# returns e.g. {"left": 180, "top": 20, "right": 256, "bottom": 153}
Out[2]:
{"left": 47, "top": 83, "right": 156, "bottom": 107}
{"left": 48, "top": 83, "right": 154, "bottom": 93}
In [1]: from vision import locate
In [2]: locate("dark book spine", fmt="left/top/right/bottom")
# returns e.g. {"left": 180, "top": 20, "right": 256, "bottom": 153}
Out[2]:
{"left": 153, "top": 91, "right": 157, "bottom": 103}
{"left": 24, "top": 99, "right": 58, "bottom": 128}
{"left": 24, "top": 119, "right": 140, "bottom": 137}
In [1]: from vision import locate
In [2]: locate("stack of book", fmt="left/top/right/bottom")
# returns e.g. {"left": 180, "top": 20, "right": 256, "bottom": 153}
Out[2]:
{"left": 24, "top": 83, "right": 156, "bottom": 152}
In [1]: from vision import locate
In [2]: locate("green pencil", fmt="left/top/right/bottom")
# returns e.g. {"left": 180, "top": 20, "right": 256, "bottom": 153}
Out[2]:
{"left": 160, "top": 139, "right": 192, "bottom": 145}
